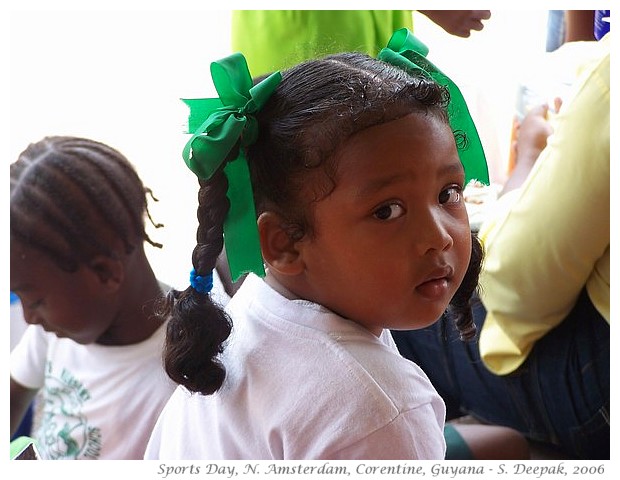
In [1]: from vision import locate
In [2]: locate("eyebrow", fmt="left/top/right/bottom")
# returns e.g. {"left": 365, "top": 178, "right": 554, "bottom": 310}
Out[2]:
{"left": 355, "top": 162, "right": 464, "bottom": 199}
{"left": 355, "top": 173, "right": 405, "bottom": 200}
{"left": 434, "top": 162, "right": 466, "bottom": 180}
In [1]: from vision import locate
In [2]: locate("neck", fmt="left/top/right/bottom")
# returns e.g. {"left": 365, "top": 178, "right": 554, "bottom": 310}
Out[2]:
{"left": 264, "top": 270, "right": 299, "bottom": 300}
{"left": 97, "top": 249, "right": 164, "bottom": 346}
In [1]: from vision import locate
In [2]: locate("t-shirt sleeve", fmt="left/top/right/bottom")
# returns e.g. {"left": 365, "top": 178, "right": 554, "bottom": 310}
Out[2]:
{"left": 10, "top": 324, "right": 49, "bottom": 389}
{"left": 327, "top": 405, "right": 446, "bottom": 460}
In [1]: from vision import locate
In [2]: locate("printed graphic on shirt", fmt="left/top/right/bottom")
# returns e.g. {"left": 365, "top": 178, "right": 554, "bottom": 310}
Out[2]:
{"left": 35, "top": 363, "right": 102, "bottom": 459}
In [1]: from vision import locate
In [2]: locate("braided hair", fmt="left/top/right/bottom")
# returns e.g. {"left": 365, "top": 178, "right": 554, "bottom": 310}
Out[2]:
{"left": 10, "top": 136, "right": 162, "bottom": 272}
{"left": 161, "top": 166, "right": 233, "bottom": 395}
{"left": 162, "top": 52, "right": 483, "bottom": 395}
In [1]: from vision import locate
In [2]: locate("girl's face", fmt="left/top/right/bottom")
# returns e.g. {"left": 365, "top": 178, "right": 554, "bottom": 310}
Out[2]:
{"left": 295, "top": 113, "right": 472, "bottom": 335}
{"left": 10, "top": 243, "right": 119, "bottom": 345}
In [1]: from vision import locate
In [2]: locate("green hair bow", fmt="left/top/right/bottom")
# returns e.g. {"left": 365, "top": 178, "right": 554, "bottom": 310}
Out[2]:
{"left": 182, "top": 53, "right": 282, "bottom": 281}
{"left": 379, "top": 29, "right": 489, "bottom": 185}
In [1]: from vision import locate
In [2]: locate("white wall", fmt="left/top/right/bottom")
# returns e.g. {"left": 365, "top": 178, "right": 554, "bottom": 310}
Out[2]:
{"left": 9, "top": 9, "right": 233, "bottom": 290}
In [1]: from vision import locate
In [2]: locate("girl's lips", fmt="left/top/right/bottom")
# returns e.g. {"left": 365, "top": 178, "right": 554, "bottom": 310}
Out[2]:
{"left": 415, "top": 265, "right": 453, "bottom": 300}
{"left": 415, "top": 277, "right": 450, "bottom": 300}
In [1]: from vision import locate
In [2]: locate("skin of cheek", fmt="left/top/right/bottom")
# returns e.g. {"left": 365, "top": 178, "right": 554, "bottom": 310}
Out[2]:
{"left": 10, "top": 245, "right": 117, "bottom": 344}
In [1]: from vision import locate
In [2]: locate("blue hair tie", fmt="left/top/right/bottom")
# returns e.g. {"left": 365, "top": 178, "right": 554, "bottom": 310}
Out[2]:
{"left": 190, "top": 269, "right": 214, "bottom": 294}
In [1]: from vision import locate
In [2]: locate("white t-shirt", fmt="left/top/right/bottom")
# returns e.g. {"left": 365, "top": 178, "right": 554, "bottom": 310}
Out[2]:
{"left": 10, "top": 321, "right": 176, "bottom": 460}
{"left": 145, "top": 274, "right": 445, "bottom": 460}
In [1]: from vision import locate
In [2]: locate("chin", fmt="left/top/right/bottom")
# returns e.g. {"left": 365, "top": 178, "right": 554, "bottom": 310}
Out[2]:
{"left": 390, "top": 311, "right": 445, "bottom": 332}
{"left": 419, "top": 315, "right": 444, "bottom": 329}
{"left": 65, "top": 334, "right": 92, "bottom": 345}
{"left": 417, "top": 303, "right": 450, "bottom": 324}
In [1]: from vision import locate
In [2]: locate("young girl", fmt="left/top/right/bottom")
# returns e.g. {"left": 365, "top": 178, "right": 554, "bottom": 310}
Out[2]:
{"left": 10, "top": 136, "right": 177, "bottom": 459}
{"left": 146, "top": 45, "right": 485, "bottom": 459}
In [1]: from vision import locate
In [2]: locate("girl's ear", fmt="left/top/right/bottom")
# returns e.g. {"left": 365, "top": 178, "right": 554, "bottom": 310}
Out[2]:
{"left": 88, "top": 255, "right": 125, "bottom": 293}
{"left": 258, "top": 212, "right": 305, "bottom": 276}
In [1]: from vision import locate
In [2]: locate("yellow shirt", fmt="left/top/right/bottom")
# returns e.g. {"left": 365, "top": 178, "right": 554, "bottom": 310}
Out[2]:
{"left": 478, "top": 36, "right": 610, "bottom": 375}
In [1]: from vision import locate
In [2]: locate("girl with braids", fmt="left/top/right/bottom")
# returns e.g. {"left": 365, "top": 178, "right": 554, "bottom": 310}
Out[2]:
{"left": 146, "top": 32, "right": 489, "bottom": 460}
{"left": 10, "top": 136, "right": 176, "bottom": 459}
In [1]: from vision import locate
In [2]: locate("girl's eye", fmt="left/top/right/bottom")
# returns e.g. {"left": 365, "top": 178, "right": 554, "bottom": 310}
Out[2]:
{"left": 373, "top": 203, "right": 405, "bottom": 221}
{"left": 439, "top": 186, "right": 462, "bottom": 205}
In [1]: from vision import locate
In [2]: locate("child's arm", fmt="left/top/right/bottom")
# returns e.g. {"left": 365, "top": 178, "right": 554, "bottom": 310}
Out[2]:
{"left": 327, "top": 406, "right": 446, "bottom": 459}
{"left": 10, "top": 377, "right": 37, "bottom": 438}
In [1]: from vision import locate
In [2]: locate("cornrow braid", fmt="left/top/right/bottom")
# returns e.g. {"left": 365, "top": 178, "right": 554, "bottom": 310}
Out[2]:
{"left": 10, "top": 136, "right": 162, "bottom": 272}
{"left": 161, "top": 167, "right": 233, "bottom": 395}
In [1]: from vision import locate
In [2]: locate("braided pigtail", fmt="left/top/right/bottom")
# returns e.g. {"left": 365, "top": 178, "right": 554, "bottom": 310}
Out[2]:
{"left": 161, "top": 54, "right": 280, "bottom": 396}
{"left": 446, "top": 232, "right": 484, "bottom": 341}
{"left": 162, "top": 168, "right": 232, "bottom": 395}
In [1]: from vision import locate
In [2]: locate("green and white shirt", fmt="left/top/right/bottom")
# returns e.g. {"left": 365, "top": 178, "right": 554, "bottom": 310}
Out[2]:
{"left": 10, "top": 321, "right": 175, "bottom": 460}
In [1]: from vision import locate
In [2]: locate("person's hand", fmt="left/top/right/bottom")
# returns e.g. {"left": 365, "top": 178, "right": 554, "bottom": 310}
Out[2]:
{"left": 502, "top": 103, "right": 556, "bottom": 196}
{"left": 514, "top": 104, "right": 554, "bottom": 168}
{"left": 418, "top": 10, "right": 491, "bottom": 38}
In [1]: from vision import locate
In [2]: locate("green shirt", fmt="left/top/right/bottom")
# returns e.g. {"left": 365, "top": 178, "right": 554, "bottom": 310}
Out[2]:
{"left": 231, "top": 10, "right": 413, "bottom": 76}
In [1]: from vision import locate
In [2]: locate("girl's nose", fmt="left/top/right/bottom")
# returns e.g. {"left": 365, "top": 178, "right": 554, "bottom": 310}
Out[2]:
{"left": 413, "top": 209, "right": 454, "bottom": 256}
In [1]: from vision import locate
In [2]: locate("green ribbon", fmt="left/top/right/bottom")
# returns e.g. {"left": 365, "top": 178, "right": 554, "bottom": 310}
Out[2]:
{"left": 182, "top": 53, "right": 282, "bottom": 281}
{"left": 378, "top": 28, "right": 489, "bottom": 185}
